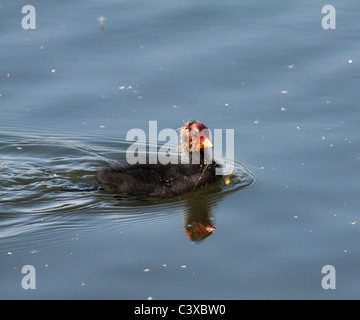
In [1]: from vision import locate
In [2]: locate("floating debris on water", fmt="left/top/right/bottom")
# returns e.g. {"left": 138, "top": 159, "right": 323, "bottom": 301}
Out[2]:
{"left": 224, "top": 173, "right": 236, "bottom": 186}
{"left": 97, "top": 16, "right": 106, "bottom": 31}
{"left": 224, "top": 176, "right": 231, "bottom": 185}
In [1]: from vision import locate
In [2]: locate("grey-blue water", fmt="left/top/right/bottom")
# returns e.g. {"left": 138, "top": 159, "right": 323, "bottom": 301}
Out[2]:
{"left": 1, "top": 0, "right": 359, "bottom": 299}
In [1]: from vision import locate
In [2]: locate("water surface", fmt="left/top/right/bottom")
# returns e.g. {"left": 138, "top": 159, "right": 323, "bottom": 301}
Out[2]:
{"left": 1, "top": 0, "right": 360, "bottom": 299}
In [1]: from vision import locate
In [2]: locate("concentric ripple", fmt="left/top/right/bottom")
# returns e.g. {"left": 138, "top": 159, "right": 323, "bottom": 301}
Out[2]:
{"left": 0, "top": 129, "right": 256, "bottom": 248}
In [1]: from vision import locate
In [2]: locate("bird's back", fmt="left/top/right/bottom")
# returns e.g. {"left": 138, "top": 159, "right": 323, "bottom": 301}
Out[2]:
{"left": 97, "top": 162, "right": 220, "bottom": 198}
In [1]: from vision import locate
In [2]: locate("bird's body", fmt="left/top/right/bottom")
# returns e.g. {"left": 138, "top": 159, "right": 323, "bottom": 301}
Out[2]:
{"left": 97, "top": 161, "right": 220, "bottom": 198}
{"left": 97, "top": 121, "right": 221, "bottom": 198}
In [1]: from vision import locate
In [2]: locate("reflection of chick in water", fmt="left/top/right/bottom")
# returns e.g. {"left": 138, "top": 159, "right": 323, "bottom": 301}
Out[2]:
{"left": 182, "top": 194, "right": 217, "bottom": 242}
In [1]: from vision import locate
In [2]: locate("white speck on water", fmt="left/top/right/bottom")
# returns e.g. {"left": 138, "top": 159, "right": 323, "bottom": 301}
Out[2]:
{"left": 147, "top": 297, "right": 153, "bottom": 300}
{"left": 348, "top": 59, "right": 353, "bottom": 64}
{"left": 287, "top": 64, "right": 295, "bottom": 69}
{"left": 294, "top": 216, "right": 298, "bottom": 219}
{"left": 225, "top": 103, "right": 229, "bottom": 107}
{"left": 7, "top": 251, "right": 12, "bottom": 255}
{"left": 162, "top": 264, "right": 167, "bottom": 267}
{"left": 16, "top": 147, "right": 22, "bottom": 150}
{"left": 281, "top": 90, "right": 288, "bottom": 94}
{"left": 281, "top": 107, "right": 287, "bottom": 111}
{"left": 254, "top": 120, "right": 259, "bottom": 125}
{"left": 97, "top": 16, "right": 106, "bottom": 23}
{"left": 99, "top": 125, "right": 105, "bottom": 128}
{"left": 51, "top": 69, "right": 56, "bottom": 73}
{"left": 296, "top": 125, "right": 302, "bottom": 130}
{"left": 180, "top": 265, "right": 187, "bottom": 268}
{"left": 118, "top": 86, "right": 125, "bottom": 90}
{"left": 143, "top": 268, "right": 150, "bottom": 272}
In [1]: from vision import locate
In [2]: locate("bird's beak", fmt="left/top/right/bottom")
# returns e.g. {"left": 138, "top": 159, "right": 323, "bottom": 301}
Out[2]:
{"left": 203, "top": 137, "right": 213, "bottom": 149}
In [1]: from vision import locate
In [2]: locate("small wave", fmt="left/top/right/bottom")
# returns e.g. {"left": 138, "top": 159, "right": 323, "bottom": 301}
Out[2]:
{"left": 0, "top": 130, "right": 256, "bottom": 246}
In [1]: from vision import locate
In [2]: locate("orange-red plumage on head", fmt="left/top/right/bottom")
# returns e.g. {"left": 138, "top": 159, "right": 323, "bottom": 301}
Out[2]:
{"left": 179, "top": 120, "right": 213, "bottom": 153}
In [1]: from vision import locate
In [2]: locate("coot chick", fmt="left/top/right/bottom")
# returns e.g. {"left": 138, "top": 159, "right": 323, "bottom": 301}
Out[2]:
{"left": 97, "top": 121, "right": 221, "bottom": 198}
